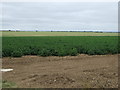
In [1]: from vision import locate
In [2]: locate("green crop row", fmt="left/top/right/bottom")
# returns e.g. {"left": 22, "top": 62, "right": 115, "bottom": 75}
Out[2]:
{"left": 2, "top": 36, "right": 119, "bottom": 57}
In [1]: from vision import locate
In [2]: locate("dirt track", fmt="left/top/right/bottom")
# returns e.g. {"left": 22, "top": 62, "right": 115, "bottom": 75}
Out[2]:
{"left": 2, "top": 54, "right": 118, "bottom": 88}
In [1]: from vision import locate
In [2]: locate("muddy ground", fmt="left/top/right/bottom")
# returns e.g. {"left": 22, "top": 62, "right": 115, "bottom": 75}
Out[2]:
{"left": 2, "top": 54, "right": 118, "bottom": 88}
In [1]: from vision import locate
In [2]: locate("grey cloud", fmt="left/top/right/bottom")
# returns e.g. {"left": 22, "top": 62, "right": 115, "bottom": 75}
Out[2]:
{"left": 1, "top": 2, "right": 118, "bottom": 31}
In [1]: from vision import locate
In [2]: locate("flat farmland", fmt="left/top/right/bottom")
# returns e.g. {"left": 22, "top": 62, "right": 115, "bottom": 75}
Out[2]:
{"left": 2, "top": 31, "right": 119, "bottom": 88}
{"left": 2, "top": 31, "right": 118, "bottom": 36}
{"left": 3, "top": 54, "right": 118, "bottom": 88}
{"left": 2, "top": 36, "right": 119, "bottom": 57}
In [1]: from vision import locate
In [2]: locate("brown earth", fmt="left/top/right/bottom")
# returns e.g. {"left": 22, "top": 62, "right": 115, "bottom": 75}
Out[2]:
{"left": 2, "top": 54, "right": 118, "bottom": 88}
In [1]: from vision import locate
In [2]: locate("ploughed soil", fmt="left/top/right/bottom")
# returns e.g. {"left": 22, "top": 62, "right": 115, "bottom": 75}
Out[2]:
{"left": 2, "top": 54, "right": 118, "bottom": 88}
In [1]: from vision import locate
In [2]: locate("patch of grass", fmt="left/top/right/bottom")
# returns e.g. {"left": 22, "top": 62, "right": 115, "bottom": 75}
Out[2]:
{"left": 2, "top": 80, "right": 17, "bottom": 88}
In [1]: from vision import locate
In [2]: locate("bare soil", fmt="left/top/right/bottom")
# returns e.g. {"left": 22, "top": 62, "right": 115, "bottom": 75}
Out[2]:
{"left": 2, "top": 54, "right": 118, "bottom": 88}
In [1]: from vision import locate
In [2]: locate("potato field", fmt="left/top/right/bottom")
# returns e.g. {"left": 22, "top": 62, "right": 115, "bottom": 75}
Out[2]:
{"left": 2, "top": 36, "right": 119, "bottom": 57}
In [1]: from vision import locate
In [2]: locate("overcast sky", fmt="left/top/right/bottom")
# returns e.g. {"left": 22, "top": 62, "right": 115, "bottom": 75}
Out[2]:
{"left": 0, "top": 2, "right": 118, "bottom": 32}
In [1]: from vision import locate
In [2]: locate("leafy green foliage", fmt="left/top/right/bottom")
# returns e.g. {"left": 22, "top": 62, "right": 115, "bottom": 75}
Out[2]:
{"left": 11, "top": 50, "right": 23, "bottom": 57}
{"left": 2, "top": 36, "right": 119, "bottom": 57}
{"left": 68, "top": 48, "right": 78, "bottom": 56}
{"left": 2, "top": 80, "right": 17, "bottom": 88}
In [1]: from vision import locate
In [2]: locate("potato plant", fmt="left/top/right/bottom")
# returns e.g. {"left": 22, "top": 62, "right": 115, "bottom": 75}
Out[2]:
{"left": 2, "top": 36, "right": 119, "bottom": 57}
